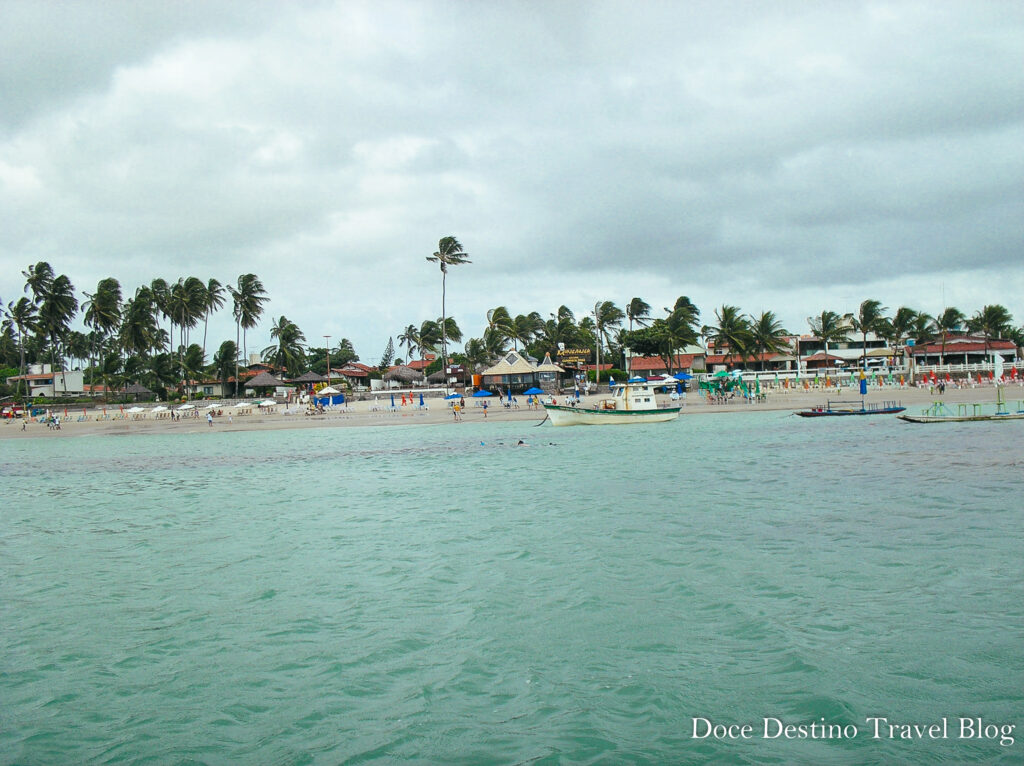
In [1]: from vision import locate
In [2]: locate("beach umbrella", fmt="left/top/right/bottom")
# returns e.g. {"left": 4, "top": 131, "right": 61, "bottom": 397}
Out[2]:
{"left": 390, "top": 393, "right": 395, "bottom": 407}
{"left": 945, "top": 372, "right": 951, "bottom": 382}
{"left": 755, "top": 378, "right": 761, "bottom": 394}
{"left": 712, "top": 370, "right": 729, "bottom": 378}
{"left": 444, "top": 393, "right": 460, "bottom": 400}
{"left": 674, "top": 372, "right": 694, "bottom": 380}
{"left": 126, "top": 406, "right": 145, "bottom": 413}
{"left": 234, "top": 401, "right": 249, "bottom": 408}
{"left": 152, "top": 405, "right": 167, "bottom": 412}
{"left": 317, "top": 385, "right": 341, "bottom": 396}
{"left": 419, "top": 393, "right": 425, "bottom": 406}
{"left": 507, "top": 389, "right": 512, "bottom": 403}
{"left": 524, "top": 387, "right": 544, "bottom": 395}
{"left": 259, "top": 400, "right": 276, "bottom": 406}
{"left": 473, "top": 389, "right": 493, "bottom": 397}
{"left": 203, "top": 403, "right": 218, "bottom": 410}
{"left": 177, "top": 404, "right": 195, "bottom": 411}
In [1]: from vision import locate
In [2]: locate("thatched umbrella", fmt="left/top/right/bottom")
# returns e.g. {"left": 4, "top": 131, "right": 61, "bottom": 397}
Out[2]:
{"left": 290, "top": 370, "right": 327, "bottom": 384}
{"left": 245, "top": 371, "right": 286, "bottom": 398}
{"left": 383, "top": 365, "right": 424, "bottom": 385}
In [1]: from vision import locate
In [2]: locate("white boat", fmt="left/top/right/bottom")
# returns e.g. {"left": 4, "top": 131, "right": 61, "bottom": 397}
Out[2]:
{"left": 542, "top": 380, "right": 682, "bottom": 426}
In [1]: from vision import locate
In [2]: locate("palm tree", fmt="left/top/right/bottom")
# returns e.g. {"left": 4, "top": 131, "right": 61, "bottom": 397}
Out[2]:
{"left": 850, "top": 299, "right": 887, "bottom": 368}
{"left": 213, "top": 340, "right": 238, "bottom": 392}
{"left": 22, "top": 261, "right": 55, "bottom": 305}
{"left": 96, "top": 350, "right": 124, "bottom": 403}
{"left": 180, "top": 344, "right": 206, "bottom": 397}
{"left": 485, "top": 306, "right": 514, "bottom": 338}
{"left": 119, "top": 287, "right": 161, "bottom": 361}
{"left": 968, "top": 304, "right": 1013, "bottom": 355}
{"left": 201, "top": 278, "right": 226, "bottom": 363}
{"left": 37, "top": 273, "right": 78, "bottom": 392}
{"left": 511, "top": 312, "right": 543, "bottom": 351}
{"left": 418, "top": 319, "right": 441, "bottom": 354}
{"left": 437, "top": 316, "right": 462, "bottom": 346}
{"left": 626, "top": 297, "right": 652, "bottom": 331}
{"left": 398, "top": 324, "right": 420, "bottom": 364}
{"left": 882, "top": 306, "right": 918, "bottom": 368}
{"left": 4, "top": 297, "right": 39, "bottom": 397}
{"left": 481, "top": 326, "right": 510, "bottom": 358}
{"left": 807, "top": 311, "right": 851, "bottom": 367}
{"left": 262, "top": 316, "right": 307, "bottom": 376}
{"left": 83, "top": 277, "right": 123, "bottom": 386}
{"left": 748, "top": 311, "right": 790, "bottom": 370}
{"left": 228, "top": 273, "right": 269, "bottom": 392}
{"left": 934, "top": 307, "right": 966, "bottom": 365}
{"left": 149, "top": 278, "right": 171, "bottom": 353}
{"left": 593, "top": 300, "right": 625, "bottom": 383}
{"left": 706, "top": 305, "right": 753, "bottom": 367}
{"left": 463, "top": 337, "right": 489, "bottom": 368}
{"left": 425, "top": 236, "right": 470, "bottom": 386}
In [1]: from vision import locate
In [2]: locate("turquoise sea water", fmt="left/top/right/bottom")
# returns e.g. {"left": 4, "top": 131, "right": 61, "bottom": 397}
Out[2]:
{"left": 2, "top": 412, "right": 1022, "bottom": 764}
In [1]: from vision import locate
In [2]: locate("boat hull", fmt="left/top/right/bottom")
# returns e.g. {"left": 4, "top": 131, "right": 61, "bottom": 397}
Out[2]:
{"left": 542, "top": 404, "right": 681, "bottom": 426}
{"left": 796, "top": 407, "right": 905, "bottom": 417}
{"left": 898, "top": 412, "right": 1024, "bottom": 423}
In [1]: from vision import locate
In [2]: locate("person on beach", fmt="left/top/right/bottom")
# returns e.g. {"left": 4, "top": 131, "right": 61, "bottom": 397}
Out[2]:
{"left": 207, "top": 412, "right": 214, "bottom": 426}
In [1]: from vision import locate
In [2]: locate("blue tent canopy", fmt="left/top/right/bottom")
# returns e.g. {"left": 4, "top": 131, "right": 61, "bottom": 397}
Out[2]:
{"left": 314, "top": 393, "right": 345, "bottom": 406}
{"left": 472, "top": 390, "right": 493, "bottom": 397}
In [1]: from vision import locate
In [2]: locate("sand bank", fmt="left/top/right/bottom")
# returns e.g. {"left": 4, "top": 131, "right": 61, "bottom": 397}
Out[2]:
{"left": 4, "top": 383, "right": 1022, "bottom": 440}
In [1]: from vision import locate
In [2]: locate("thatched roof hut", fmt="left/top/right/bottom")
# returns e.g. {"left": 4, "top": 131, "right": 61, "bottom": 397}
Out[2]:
{"left": 383, "top": 365, "right": 424, "bottom": 384}
{"left": 124, "top": 382, "right": 153, "bottom": 401}
{"left": 245, "top": 371, "right": 286, "bottom": 388}
{"left": 290, "top": 370, "right": 327, "bottom": 383}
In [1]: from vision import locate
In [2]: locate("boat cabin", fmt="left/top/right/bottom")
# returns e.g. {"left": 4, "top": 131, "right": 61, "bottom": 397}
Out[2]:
{"left": 600, "top": 382, "right": 663, "bottom": 411}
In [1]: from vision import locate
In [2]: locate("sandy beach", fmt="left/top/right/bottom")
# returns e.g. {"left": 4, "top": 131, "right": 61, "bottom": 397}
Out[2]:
{"left": 5, "top": 382, "right": 1023, "bottom": 440}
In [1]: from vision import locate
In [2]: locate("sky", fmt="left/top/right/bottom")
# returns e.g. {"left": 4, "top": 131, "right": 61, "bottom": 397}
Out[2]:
{"left": 2, "top": 0, "right": 1022, "bottom": 365}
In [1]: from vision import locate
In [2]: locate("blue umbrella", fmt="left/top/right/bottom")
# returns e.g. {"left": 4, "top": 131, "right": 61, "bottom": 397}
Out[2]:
{"left": 419, "top": 393, "right": 424, "bottom": 406}
{"left": 524, "top": 387, "right": 544, "bottom": 395}
{"left": 673, "top": 372, "right": 693, "bottom": 380}
{"left": 390, "top": 393, "right": 395, "bottom": 407}
{"left": 473, "top": 389, "right": 493, "bottom": 397}
{"left": 507, "top": 389, "right": 512, "bottom": 402}
{"left": 444, "top": 393, "right": 460, "bottom": 400}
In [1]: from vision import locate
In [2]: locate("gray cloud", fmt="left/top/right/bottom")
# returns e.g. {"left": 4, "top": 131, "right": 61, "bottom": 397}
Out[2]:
{"left": 1, "top": 0, "right": 1022, "bottom": 362}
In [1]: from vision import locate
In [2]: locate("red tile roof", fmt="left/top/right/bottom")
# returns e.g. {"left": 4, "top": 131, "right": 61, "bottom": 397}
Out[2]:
{"left": 705, "top": 352, "right": 779, "bottom": 365}
{"left": 802, "top": 352, "right": 845, "bottom": 362}
{"left": 911, "top": 338, "right": 1016, "bottom": 355}
{"left": 336, "top": 365, "right": 369, "bottom": 377}
{"left": 629, "top": 354, "right": 696, "bottom": 371}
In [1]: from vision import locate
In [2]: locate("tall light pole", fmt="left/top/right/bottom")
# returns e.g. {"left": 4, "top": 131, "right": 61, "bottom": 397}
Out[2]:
{"left": 323, "top": 335, "right": 331, "bottom": 387}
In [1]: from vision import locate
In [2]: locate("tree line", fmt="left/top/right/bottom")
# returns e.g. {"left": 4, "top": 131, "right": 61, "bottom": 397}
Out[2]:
{"left": 3, "top": 247, "right": 1021, "bottom": 401}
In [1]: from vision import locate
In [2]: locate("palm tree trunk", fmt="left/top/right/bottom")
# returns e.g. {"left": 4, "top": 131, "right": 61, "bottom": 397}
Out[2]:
{"left": 440, "top": 271, "right": 448, "bottom": 393}
{"left": 235, "top": 321, "right": 241, "bottom": 397}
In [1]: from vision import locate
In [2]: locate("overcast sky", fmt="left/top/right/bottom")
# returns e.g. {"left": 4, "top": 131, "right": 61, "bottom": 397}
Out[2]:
{"left": 2, "top": 0, "right": 1022, "bottom": 364}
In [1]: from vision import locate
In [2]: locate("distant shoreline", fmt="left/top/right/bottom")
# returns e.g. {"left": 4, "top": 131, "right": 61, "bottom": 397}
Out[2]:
{"left": 4, "top": 383, "right": 1023, "bottom": 441}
